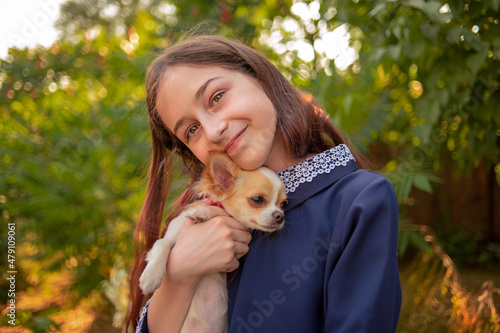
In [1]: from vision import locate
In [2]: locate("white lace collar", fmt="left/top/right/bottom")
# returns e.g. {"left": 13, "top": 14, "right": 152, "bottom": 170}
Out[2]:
{"left": 277, "top": 144, "right": 355, "bottom": 194}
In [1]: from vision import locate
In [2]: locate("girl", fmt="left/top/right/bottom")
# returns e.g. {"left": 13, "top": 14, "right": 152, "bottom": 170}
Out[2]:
{"left": 128, "top": 35, "right": 402, "bottom": 333}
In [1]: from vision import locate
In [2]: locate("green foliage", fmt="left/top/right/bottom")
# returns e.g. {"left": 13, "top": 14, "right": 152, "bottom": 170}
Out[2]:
{"left": 478, "top": 242, "right": 500, "bottom": 265}
{"left": 436, "top": 224, "right": 484, "bottom": 268}
{"left": 24, "top": 314, "right": 60, "bottom": 333}
{"left": 436, "top": 224, "right": 500, "bottom": 268}
{"left": 0, "top": 308, "right": 60, "bottom": 332}
{"left": 383, "top": 159, "right": 442, "bottom": 202}
{"left": 333, "top": 0, "right": 500, "bottom": 175}
{"left": 0, "top": 21, "right": 152, "bottom": 295}
{"left": 398, "top": 219, "right": 430, "bottom": 257}
{"left": 328, "top": 0, "right": 500, "bottom": 257}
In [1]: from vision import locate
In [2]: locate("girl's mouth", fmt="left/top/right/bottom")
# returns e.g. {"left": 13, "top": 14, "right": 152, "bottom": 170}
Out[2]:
{"left": 225, "top": 127, "right": 247, "bottom": 154}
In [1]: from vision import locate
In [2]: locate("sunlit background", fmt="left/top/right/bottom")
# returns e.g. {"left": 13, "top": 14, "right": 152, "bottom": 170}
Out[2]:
{"left": 0, "top": 1, "right": 358, "bottom": 70}
{"left": 0, "top": 0, "right": 60, "bottom": 58}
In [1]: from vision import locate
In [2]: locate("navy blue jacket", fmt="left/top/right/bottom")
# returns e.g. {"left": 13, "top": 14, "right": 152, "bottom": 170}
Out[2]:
{"left": 136, "top": 145, "right": 402, "bottom": 332}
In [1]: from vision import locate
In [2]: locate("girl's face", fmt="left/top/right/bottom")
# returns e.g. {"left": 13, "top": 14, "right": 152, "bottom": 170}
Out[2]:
{"left": 156, "top": 65, "right": 292, "bottom": 172}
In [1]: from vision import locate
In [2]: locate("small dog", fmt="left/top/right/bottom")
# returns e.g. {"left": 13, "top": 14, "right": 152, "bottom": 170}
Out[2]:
{"left": 139, "top": 153, "right": 287, "bottom": 333}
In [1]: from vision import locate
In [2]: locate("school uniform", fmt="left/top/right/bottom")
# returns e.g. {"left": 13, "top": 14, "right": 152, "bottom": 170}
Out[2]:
{"left": 136, "top": 144, "right": 402, "bottom": 333}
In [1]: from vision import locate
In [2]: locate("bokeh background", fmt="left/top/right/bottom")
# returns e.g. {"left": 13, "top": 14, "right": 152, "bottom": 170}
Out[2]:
{"left": 1, "top": 0, "right": 499, "bottom": 332}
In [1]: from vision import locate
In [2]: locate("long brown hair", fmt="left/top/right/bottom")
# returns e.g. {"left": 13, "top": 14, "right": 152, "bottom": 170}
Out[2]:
{"left": 126, "top": 34, "right": 364, "bottom": 331}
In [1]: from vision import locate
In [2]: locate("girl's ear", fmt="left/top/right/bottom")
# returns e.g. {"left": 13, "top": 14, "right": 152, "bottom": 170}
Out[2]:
{"left": 208, "top": 153, "right": 240, "bottom": 194}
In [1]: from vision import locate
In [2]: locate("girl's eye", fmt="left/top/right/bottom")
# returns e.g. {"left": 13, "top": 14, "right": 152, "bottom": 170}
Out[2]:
{"left": 186, "top": 124, "right": 199, "bottom": 139}
{"left": 211, "top": 92, "right": 224, "bottom": 106}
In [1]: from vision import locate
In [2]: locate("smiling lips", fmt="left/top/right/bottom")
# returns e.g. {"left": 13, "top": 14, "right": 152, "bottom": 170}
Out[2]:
{"left": 224, "top": 127, "right": 247, "bottom": 154}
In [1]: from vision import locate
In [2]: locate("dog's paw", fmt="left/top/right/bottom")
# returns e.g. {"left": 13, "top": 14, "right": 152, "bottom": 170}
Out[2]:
{"left": 139, "top": 238, "right": 172, "bottom": 294}
{"left": 185, "top": 206, "right": 227, "bottom": 224}
{"left": 139, "top": 262, "right": 165, "bottom": 294}
{"left": 187, "top": 214, "right": 206, "bottom": 224}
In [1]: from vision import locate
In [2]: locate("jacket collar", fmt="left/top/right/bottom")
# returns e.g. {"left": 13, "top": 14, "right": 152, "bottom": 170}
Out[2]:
{"left": 277, "top": 144, "right": 358, "bottom": 211}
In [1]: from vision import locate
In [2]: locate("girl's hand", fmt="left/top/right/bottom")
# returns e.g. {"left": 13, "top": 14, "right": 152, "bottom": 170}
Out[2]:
{"left": 166, "top": 209, "right": 252, "bottom": 285}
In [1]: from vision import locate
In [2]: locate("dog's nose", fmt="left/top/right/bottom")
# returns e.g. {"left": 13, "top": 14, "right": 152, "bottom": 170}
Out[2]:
{"left": 273, "top": 211, "right": 284, "bottom": 224}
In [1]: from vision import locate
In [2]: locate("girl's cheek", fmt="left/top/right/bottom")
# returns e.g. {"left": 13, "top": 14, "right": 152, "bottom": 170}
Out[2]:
{"left": 191, "top": 147, "right": 209, "bottom": 166}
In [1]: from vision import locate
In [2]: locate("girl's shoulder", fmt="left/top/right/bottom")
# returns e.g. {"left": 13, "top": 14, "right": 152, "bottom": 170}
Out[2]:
{"left": 338, "top": 167, "right": 396, "bottom": 198}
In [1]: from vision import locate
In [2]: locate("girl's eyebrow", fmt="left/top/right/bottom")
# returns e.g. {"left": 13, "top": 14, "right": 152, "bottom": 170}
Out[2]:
{"left": 173, "top": 117, "right": 187, "bottom": 136}
{"left": 195, "top": 76, "right": 222, "bottom": 99}
{"left": 172, "top": 76, "right": 222, "bottom": 136}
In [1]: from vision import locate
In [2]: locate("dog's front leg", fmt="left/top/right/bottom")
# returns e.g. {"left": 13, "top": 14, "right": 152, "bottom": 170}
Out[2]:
{"left": 139, "top": 205, "right": 228, "bottom": 294}
{"left": 185, "top": 205, "right": 228, "bottom": 224}
{"left": 139, "top": 210, "right": 188, "bottom": 294}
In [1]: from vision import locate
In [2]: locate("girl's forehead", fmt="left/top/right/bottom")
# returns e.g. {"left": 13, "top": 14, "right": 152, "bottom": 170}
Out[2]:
{"left": 159, "top": 65, "right": 226, "bottom": 103}
{"left": 160, "top": 65, "right": 260, "bottom": 97}
{"left": 164, "top": 64, "right": 230, "bottom": 80}
{"left": 162, "top": 64, "right": 260, "bottom": 87}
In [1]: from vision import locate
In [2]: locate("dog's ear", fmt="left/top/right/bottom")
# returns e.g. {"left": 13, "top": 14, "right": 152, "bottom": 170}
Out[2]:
{"left": 208, "top": 153, "right": 240, "bottom": 194}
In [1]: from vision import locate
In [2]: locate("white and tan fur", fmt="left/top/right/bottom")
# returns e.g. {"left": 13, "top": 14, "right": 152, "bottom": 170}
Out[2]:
{"left": 139, "top": 153, "right": 287, "bottom": 333}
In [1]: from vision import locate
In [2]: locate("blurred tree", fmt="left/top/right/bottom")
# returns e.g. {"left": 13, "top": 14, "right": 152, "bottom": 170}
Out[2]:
{"left": 335, "top": 0, "right": 499, "bottom": 178}
{"left": 332, "top": 0, "right": 500, "bottom": 250}
{"left": 0, "top": 21, "right": 158, "bottom": 298}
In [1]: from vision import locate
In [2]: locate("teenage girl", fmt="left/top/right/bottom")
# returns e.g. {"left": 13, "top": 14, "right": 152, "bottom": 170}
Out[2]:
{"left": 127, "top": 35, "right": 402, "bottom": 333}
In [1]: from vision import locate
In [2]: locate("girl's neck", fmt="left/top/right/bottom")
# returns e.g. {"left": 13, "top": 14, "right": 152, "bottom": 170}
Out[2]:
{"left": 264, "top": 135, "right": 314, "bottom": 173}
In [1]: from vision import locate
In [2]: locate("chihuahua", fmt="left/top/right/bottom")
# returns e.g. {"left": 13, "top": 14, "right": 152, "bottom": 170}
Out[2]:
{"left": 139, "top": 152, "right": 287, "bottom": 333}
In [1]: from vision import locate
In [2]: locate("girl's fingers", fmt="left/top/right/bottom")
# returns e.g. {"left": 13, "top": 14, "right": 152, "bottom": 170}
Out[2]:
{"left": 225, "top": 217, "right": 251, "bottom": 231}
{"left": 225, "top": 257, "right": 240, "bottom": 273}
{"left": 167, "top": 212, "right": 252, "bottom": 280}
{"left": 232, "top": 228, "right": 252, "bottom": 244}
{"left": 233, "top": 242, "right": 249, "bottom": 260}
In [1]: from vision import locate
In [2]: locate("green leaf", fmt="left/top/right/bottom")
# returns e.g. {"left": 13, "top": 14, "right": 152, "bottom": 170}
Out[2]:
{"left": 368, "top": 3, "right": 386, "bottom": 17}
{"left": 445, "top": 27, "right": 480, "bottom": 46}
{"left": 398, "top": 231, "right": 410, "bottom": 256}
{"left": 406, "top": 0, "right": 452, "bottom": 24}
{"left": 396, "top": 174, "right": 413, "bottom": 201}
{"left": 406, "top": 0, "right": 425, "bottom": 10}
{"left": 342, "top": 95, "right": 353, "bottom": 116}
{"left": 409, "top": 231, "right": 430, "bottom": 251}
{"left": 486, "top": 0, "right": 500, "bottom": 12}
{"left": 425, "top": 100, "right": 441, "bottom": 126}
{"left": 465, "top": 48, "right": 488, "bottom": 73}
{"left": 413, "top": 173, "right": 433, "bottom": 193}
{"left": 445, "top": 27, "right": 463, "bottom": 45}
{"left": 420, "top": 24, "right": 440, "bottom": 42}
{"left": 412, "top": 124, "right": 432, "bottom": 144}
{"left": 414, "top": 100, "right": 440, "bottom": 143}
{"left": 399, "top": 228, "right": 430, "bottom": 257}
{"left": 387, "top": 44, "right": 401, "bottom": 61}
{"left": 403, "top": 40, "right": 426, "bottom": 59}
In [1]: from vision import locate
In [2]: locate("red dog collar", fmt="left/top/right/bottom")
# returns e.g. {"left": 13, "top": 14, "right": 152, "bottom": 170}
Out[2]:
{"left": 210, "top": 201, "right": 225, "bottom": 209}
{"left": 200, "top": 194, "right": 225, "bottom": 210}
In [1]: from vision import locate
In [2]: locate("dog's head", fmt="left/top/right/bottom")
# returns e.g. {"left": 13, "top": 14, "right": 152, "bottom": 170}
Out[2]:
{"left": 195, "top": 153, "right": 287, "bottom": 232}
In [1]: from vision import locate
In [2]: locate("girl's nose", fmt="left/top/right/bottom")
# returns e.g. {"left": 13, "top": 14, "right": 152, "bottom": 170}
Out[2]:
{"left": 203, "top": 116, "right": 228, "bottom": 144}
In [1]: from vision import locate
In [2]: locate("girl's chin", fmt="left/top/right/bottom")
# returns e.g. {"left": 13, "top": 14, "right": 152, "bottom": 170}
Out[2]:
{"left": 233, "top": 158, "right": 265, "bottom": 171}
{"left": 231, "top": 155, "right": 266, "bottom": 171}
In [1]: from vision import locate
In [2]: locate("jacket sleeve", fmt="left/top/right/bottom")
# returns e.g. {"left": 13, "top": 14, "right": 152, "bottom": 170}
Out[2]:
{"left": 135, "top": 298, "right": 151, "bottom": 333}
{"left": 324, "top": 174, "right": 402, "bottom": 332}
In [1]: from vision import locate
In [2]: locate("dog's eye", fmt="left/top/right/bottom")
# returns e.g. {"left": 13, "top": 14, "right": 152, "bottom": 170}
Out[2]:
{"left": 250, "top": 196, "right": 265, "bottom": 205}
{"left": 280, "top": 200, "right": 288, "bottom": 210}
